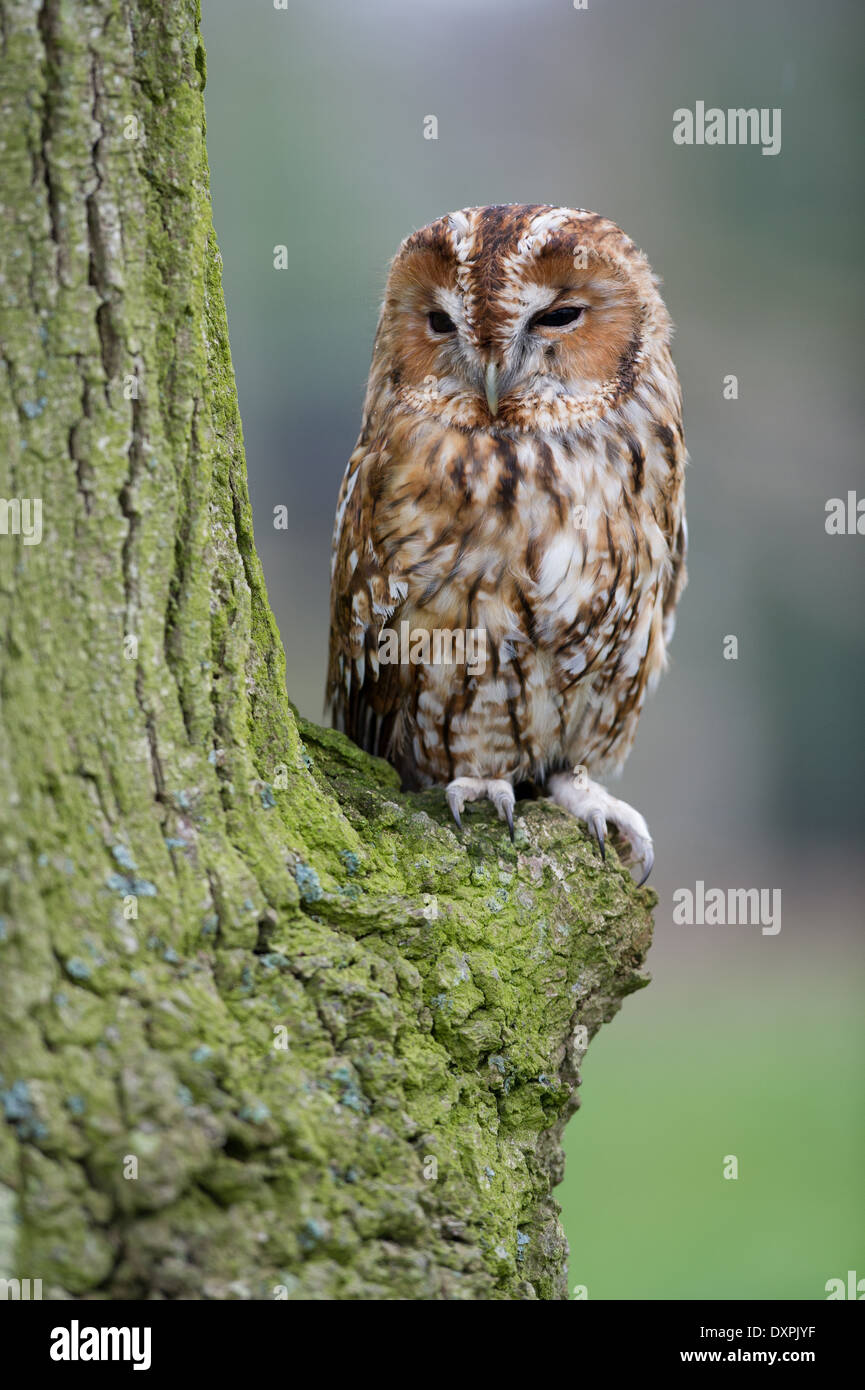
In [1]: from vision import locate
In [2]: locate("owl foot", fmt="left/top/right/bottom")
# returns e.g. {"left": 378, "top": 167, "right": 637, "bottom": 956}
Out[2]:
{"left": 546, "top": 772, "right": 654, "bottom": 886}
{"left": 446, "top": 777, "right": 515, "bottom": 842}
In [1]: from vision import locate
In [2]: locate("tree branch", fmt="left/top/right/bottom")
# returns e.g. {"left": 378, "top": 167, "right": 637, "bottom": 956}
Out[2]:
{"left": 0, "top": 0, "right": 654, "bottom": 1300}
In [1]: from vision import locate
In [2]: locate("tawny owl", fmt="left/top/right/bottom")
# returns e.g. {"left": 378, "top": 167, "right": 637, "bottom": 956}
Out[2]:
{"left": 327, "top": 205, "right": 687, "bottom": 884}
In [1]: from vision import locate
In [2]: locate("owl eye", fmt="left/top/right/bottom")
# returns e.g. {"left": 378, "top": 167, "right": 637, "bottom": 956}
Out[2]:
{"left": 428, "top": 310, "right": 456, "bottom": 334}
{"left": 532, "top": 305, "right": 584, "bottom": 329}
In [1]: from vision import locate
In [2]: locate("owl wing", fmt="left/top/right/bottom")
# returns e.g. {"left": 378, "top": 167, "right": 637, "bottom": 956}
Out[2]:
{"left": 662, "top": 504, "right": 687, "bottom": 646}
{"left": 326, "top": 436, "right": 415, "bottom": 773}
{"left": 651, "top": 409, "right": 688, "bottom": 648}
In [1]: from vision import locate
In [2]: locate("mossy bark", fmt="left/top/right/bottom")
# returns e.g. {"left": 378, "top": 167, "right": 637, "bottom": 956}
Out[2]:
{"left": 0, "top": 0, "right": 654, "bottom": 1300}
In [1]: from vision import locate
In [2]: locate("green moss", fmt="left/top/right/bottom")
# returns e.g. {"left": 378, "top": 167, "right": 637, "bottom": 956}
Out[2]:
{"left": 0, "top": 0, "right": 654, "bottom": 1301}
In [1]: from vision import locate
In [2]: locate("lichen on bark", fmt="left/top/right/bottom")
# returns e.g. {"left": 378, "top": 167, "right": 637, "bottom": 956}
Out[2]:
{"left": 0, "top": 0, "right": 654, "bottom": 1299}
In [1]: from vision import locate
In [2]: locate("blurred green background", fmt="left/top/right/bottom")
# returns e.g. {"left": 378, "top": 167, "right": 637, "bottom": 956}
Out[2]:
{"left": 201, "top": 0, "right": 864, "bottom": 1298}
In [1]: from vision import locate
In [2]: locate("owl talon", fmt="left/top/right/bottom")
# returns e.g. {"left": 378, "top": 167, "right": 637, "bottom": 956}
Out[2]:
{"left": 587, "top": 811, "right": 606, "bottom": 862}
{"left": 547, "top": 771, "right": 653, "bottom": 886}
{"left": 635, "top": 845, "right": 654, "bottom": 888}
{"left": 446, "top": 784, "right": 465, "bottom": 832}
{"left": 488, "top": 780, "right": 516, "bottom": 841}
{"left": 445, "top": 777, "right": 516, "bottom": 840}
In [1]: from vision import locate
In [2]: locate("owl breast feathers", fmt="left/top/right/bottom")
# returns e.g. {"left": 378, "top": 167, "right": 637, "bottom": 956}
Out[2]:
{"left": 326, "top": 204, "right": 686, "bottom": 874}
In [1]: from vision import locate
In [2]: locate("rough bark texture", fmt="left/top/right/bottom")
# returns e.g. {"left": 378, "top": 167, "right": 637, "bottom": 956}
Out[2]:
{"left": 0, "top": 0, "right": 654, "bottom": 1299}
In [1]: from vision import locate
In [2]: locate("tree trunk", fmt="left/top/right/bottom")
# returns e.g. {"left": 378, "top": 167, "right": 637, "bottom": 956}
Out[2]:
{"left": 0, "top": 0, "right": 653, "bottom": 1300}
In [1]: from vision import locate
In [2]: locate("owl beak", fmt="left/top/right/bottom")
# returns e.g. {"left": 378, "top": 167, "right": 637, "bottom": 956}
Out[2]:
{"left": 484, "top": 360, "right": 500, "bottom": 417}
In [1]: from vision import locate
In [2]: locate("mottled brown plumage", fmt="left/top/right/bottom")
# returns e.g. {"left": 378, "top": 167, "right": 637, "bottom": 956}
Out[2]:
{"left": 327, "top": 205, "right": 687, "bottom": 880}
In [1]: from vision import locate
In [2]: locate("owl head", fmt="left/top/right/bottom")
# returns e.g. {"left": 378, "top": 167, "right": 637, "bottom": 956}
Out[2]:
{"left": 368, "top": 204, "right": 672, "bottom": 434}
